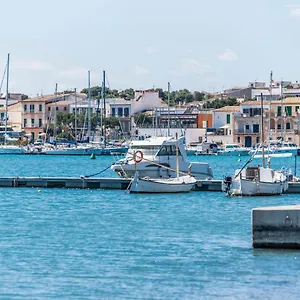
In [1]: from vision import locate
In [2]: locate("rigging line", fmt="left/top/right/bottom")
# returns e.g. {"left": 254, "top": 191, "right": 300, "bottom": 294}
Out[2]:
{"left": 0, "top": 62, "right": 7, "bottom": 95}
{"left": 80, "top": 164, "right": 111, "bottom": 178}
{"left": 105, "top": 72, "right": 111, "bottom": 89}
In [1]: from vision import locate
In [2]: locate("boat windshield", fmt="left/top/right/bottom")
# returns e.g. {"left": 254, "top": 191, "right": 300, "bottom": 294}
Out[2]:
{"left": 157, "top": 145, "right": 182, "bottom": 156}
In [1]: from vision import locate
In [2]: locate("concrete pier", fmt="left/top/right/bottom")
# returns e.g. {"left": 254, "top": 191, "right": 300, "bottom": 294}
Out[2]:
{"left": 252, "top": 205, "right": 300, "bottom": 249}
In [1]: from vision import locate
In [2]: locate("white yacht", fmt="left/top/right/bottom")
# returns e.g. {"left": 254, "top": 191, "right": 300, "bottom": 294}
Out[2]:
{"left": 217, "top": 144, "right": 249, "bottom": 156}
{"left": 0, "top": 145, "right": 26, "bottom": 154}
{"left": 111, "top": 136, "right": 213, "bottom": 179}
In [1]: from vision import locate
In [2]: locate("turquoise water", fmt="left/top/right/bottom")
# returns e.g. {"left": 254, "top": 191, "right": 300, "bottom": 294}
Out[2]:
{"left": 1, "top": 155, "right": 300, "bottom": 299}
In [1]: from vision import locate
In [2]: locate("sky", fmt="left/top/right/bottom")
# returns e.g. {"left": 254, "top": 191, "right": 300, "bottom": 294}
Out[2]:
{"left": 1, "top": 0, "right": 300, "bottom": 97}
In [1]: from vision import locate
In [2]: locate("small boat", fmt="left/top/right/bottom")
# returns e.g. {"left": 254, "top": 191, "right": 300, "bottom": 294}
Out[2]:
{"left": 129, "top": 171, "right": 197, "bottom": 193}
{"left": 217, "top": 144, "right": 249, "bottom": 156}
{"left": 223, "top": 166, "right": 288, "bottom": 196}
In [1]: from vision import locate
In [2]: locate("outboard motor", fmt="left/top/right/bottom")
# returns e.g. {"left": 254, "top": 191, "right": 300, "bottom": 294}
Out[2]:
{"left": 223, "top": 176, "right": 232, "bottom": 193}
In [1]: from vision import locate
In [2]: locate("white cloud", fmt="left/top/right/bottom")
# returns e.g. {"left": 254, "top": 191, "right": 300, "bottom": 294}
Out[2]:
{"left": 217, "top": 49, "right": 239, "bottom": 61}
{"left": 146, "top": 46, "right": 158, "bottom": 54}
{"left": 181, "top": 58, "right": 211, "bottom": 74}
{"left": 14, "top": 60, "right": 53, "bottom": 71}
{"left": 135, "top": 66, "right": 150, "bottom": 75}
{"left": 286, "top": 5, "right": 300, "bottom": 18}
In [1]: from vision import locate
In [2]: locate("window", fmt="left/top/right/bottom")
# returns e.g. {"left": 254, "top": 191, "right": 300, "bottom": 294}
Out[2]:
{"left": 64, "top": 106, "right": 67, "bottom": 111}
{"left": 24, "top": 104, "right": 27, "bottom": 112}
{"left": 277, "top": 124, "right": 281, "bottom": 130}
{"left": 29, "top": 104, "right": 35, "bottom": 113}
{"left": 286, "top": 122, "right": 291, "bottom": 130}
{"left": 226, "top": 114, "right": 230, "bottom": 124}
{"left": 245, "top": 124, "right": 250, "bottom": 130}
{"left": 118, "top": 107, "right": 123, "bottom": 117}
{"left": 39, "top": 104, "right": 42, "bottom": 112}
{"left": 56, "top": 107, "right": 58, "bottom": 111}
{"left": 0, "top": 113, "right": 4, "bottom": 119}
{"left": 24, "top": 119, "right": 27, "bottom": 128}
{"left": 237, "top": 136, "right": 240, "bottom": 143}
{"left": 157, "top": 145, "right": 182, "bottom": 156}
{"left": 277, "top": 106, "right": 281, "bottom": 116}
{"left": 124, "top": 107, "right": 129, "bottom": 117}
{"left": 285, "top": 106, "right": 292, "bottom": 116}
{"left": 253, "top": 124, "right": 259, "bottom": 133}
{"left": 48, "top": 107, "right": 51, "bottom": 111}
{"left": 111, "top": 107, "right": 116, "bottom": 117}
{"left": 256, "top": 137, "right": 260, "bottom": 143}
{"left": 39, "top": 119, "right": 42, "bottom": 127}
{"left": 31, "top": 118, "right": 35, "bottom": 127}
{"left": 296, "top": 106, "right": 300, "bottom": 113}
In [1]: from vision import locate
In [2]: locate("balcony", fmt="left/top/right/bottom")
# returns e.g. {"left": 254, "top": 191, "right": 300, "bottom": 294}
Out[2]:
{"left": 234, "top": 130, "right": 259, "bottom": 135}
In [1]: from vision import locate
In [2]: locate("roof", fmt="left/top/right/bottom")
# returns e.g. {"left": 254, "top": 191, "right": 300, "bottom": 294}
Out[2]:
{"left": 213, "top": 106, "right": 240, "bottom": 112}
{"left": 22, "top": 93, "right": 86, "bottom": 103}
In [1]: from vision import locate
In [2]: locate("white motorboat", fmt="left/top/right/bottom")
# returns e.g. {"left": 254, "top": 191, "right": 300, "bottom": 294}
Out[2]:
{"left": 129, "top": 171, "right": 196, "bottom": 193}
{"left": 249, "top": 141, "right": 298, "bottom": 157}
{"left": 223, "top": 166, "right": 288, "bottom": 196}
{"left": 111, "top": 136, "right": 213, "bottom": 179}
{"left": 217, "top": 144, "right": 249, "bottom": 156}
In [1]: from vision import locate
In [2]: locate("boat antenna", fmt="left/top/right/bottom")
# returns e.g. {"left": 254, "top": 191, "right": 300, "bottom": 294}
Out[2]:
{"left": 4, "top": 53, "right": 10, "bottom": 145}
{"left": 167, "top": 82, "right": 170, "bottom": 137}
{"left": 87, "top": 70, "right": 91, "bottom": 141}
{"left": 260, "top": 92, "right": 265, "bottom": 167}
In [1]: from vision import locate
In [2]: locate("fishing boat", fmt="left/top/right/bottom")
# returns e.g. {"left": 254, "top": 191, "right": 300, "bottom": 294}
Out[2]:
{"left": 129, "top": 171, "right": 196, "bottom": 193}
{"left": 223, "top": 164, "right": 288, "bottom": 196}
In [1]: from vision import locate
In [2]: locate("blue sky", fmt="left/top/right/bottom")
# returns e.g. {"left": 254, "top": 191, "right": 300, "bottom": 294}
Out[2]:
{"left": 1, "top": 0, "right": 300, "bottom": 96}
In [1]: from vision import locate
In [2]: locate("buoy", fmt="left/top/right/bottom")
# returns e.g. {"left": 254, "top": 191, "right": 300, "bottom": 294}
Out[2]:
{"left": 238, "top": 159, "right": 241, "bottom": 162}
{"left": 90, "top": 153, "right": 96, "bottom": 159}
{"left": 38, "top": 189, "right": 42, "bottom": 193}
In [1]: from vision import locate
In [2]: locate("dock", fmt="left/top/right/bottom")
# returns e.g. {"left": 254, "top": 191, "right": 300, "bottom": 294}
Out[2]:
{"left": 0, "top": 177, "right": 222, "bottom": 190}
{"left": 1, "top": 177, "right": 300, "bottom": 192}
{"left": 252, "top": 205, "right": 300, "bottom": 249}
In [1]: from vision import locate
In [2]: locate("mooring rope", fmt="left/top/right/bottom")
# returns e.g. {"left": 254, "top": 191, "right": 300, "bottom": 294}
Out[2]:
{"left": 80, "top": 165, "right": 111, "bottom": 179}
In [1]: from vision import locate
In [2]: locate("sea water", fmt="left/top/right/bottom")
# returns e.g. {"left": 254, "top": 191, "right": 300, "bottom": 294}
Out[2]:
{"left": 0, "top": 154, "right": 300, "bottom": 299}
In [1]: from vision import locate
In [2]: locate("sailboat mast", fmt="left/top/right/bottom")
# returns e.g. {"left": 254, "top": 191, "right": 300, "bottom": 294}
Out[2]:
{"left": 167, "top": 82, "right": 170, "bottom": 137}
{"left": 280, "top": 78, "right": 284, "bottom": 141}
{"left": 176, "top": 133, "right": 179, "bottom": 179}
{"left": 87, "top": 70, "right": 91, "bottom": 140}
{"left": 103, "top": 70, "right": 106, "bottom": 146}
{"left": 267, "top": 71, "right": 273, "bottom": 168}
{"left": 53, "top": 83, "right": 58, "bottom": 140}
{"left": 4, "top": 53, "right": 10, "bottom": 145}
{"left": 205, "top": 93, "right": 208, "bottom": 142}
{"left": 74, "top": 88, "right": 77, "bottom": 140}
{"left": 260, "top": 92, "right": 265, "bottom": 168}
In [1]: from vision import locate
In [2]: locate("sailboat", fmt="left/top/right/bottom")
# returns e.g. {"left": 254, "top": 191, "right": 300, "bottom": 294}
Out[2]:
{"left": 0, "top": 54, "right": 25, "bottom": 154}
{"left": 223, "top": 78, "right": 288, "bottom": 196}
{"left": 129, "top": 134, "right": 197, "bottom": 193}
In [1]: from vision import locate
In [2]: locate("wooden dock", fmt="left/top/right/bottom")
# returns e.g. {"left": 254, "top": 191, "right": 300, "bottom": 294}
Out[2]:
{"left": 1, "top": 177, "right": 300, "bottom": 192}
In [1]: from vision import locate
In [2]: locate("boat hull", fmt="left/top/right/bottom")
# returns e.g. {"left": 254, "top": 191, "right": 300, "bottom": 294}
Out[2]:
{"left": 130, "top": 175, "right": 196, "bottom": 193}
{"left": 217, "top": 150, "right": 249, "bottom": 156}
{"left": 228, "top": 179, "right": 287, "bottom": 196}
